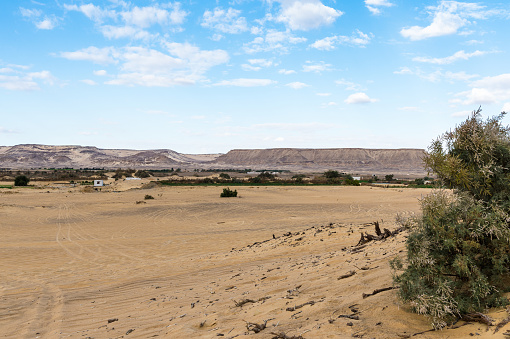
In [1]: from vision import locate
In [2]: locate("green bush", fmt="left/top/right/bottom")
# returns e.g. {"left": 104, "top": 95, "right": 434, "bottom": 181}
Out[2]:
{"left": 14, "top": 175, "right": 30, "bottom": 186}
{"left": 220, "top": 188, "right": 237, "bottom": 197}
{"left": 144, "top": 194, "right": 154, "bottom": 200}
{"left": 344, "top": 178, "right": 360, "bottom": 186}
{"left": 324, "top": 170, "right": 340, "bottom": 179}
{"left": 391, "top": 109, "right": 510, "bottom": 328}
{"left": 385, "top": 174, "right": 394, "bottom": 182}
{"left": 135, "top": 170, "right": 150, "bottom": 178}
{"left": 219, "top": 173, "right": 231, "bottom": 180}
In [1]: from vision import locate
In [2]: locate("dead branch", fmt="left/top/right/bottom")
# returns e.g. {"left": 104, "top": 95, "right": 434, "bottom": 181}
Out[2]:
{"left": 362, "top": 286, "right": 398, "bottom": 299}
{"left": 246, "top": 320, "right": 268, "bottom": 333}
{"left": 374, "top": 221, "right": 382, "bottom": 236}
{"left": 462, "top": 312, "right": 494, "bottom": 326}
{"left": 337, "top": 270, "right": 356, "bottom": 280}
{"left": 271, "top": 332, "right": 304, "bottom": 339}
{"left": 338, "top": 314, "right": 359, "bottom": 320}
{"left": 356, "top": 222, "right": 405, "bottom": 246}
{"left": 495, "top": 317, "right": 510, "bottom": 334}
{"left": 286, "top": 299, "right": 323, "bottom": 312}
{"left": 286, "top": 301, "right": 314, "bottom": 312}
{"left": 234, "top": 299, "right": 256, "bottom": 307}
{"left": 234, "top": 296, "right": 270, "bottom": 307}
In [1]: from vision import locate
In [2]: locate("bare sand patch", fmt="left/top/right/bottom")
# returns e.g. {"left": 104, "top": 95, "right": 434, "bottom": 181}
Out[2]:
{"left": 0, "top": 186, "right": 507, "bottom": 338}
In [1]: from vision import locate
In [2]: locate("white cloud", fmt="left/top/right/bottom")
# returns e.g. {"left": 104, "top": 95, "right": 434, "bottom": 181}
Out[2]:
{"left": 81, "top": 79, "right": 97, "bottom": 85}
{"left": 345, "top": 92, "right": 378, "bottom": 104}
{"left": 61, "top": 43, "right": 229, "bottom": 87}
{"left": 303, "top": 61, "right": 331, "bottom": 73}
{"left": 365, "top": 0, "right": 394, "bottom": 15}
{"left": 0, "top": 66, "right": 55, "bottom": 91}
{"left": 249, "top": 59, "right": 274, "bottom": 67}
{"left": 214, "top": 78, "right": 277, "bottom": 87}
{"left": 101, "top": 25, "right": 153, "bottom": 40}
{"left": 279, "top": 69, "right": 296, "bottom": 75}
{"left": 394, "top": 66, "right": 478, "bottom": 83}
{"left": 242, "top": 59, "right": 274, "bottom": 71}
{"left": 121, "top": 4, "right": 186, "bottom": 27}
{"left": 444, "top": 71, "right": 478, "bottom": 82}
{"left": 400, "top": 1, "right": 491, "bottom": 41}
{"left": 65, "top": 3, "right": 187, "bottom": 40}
{"left": 20, "top": 8, "right": 42, "bottom": 18}
{"left": 413, "top": 50, "right": 490, "bottom": 64}
{"left": 286, "top": 81, "right": 309, "bottom": 89}
{"left": 276, "top": 0, "right": 343, "bottom": 31}
{"left": 321, "top": 101, "right": 338, "bottom": 108}
{"left": 20, "top": 7, "right": 58, "bottom": 30}
{"left": 202, "top": 7, "right": 248, "bottom": 34}
{"left": 242, "top": 64, "right": 261, "bottom": 71}
{"left": 29, "top": 70, "right": 56, "bottom": 85}
{"left": 64, "top": 4, "right": 117, "bottom": 23}
{"left": 393, "top": 67, "right": 413, "bottom": 75}
{"left": 310, "top": 30, "right": 372, "bottom": 50}
{"left": 335, "top": 79, "right": 363, "bottom": 91}
{"left": 503, "top": 103, "right": 510, "bottom": 112}
{"left": 60, "top": 46, "right": 118, "bottom": 65}
{"left": 398, "top": 106, "right": 420, "bottom": 112}
{"left": 94, "top": 70, "right": 107, "bottom": 76}
{"left": 457, "top": 73, "right": 510, "bottom": 105}
{"left": 465, "top": 39, "right": 484, "bottom": 45}
{"left": 35, "top": 18, "right": 57, "bottom": 30}
{"left": 0, "top": 127, "right": 17, "bottom": 134}
{"left": 243, "top": 30, "right": 306, "bottom": 53}
{"left": 316, "top": 92, "right": 331, "bottom": 96}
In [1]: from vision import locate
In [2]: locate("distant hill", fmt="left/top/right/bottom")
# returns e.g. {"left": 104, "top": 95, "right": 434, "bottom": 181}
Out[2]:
{"left": 0, "top": 144, "right": 427, "bottom": 174}
{"left": 213, "top": 148, "right": 426, "bottom": 174}
{"left": 0, "top": 144, "right": 217, "bottom": 170}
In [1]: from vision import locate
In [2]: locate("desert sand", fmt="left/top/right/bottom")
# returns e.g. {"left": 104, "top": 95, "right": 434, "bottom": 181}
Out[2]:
{"left": 1, "top": 182, "right": 509, "bottom": 338}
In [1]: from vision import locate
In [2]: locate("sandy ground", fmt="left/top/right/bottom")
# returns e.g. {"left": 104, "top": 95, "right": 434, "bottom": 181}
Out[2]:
{"left": 1, "top": 182, "right": 509, "bottom": 338}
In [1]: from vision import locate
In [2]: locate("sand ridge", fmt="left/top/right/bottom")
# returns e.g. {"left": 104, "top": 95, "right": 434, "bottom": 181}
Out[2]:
{"left": 1, "top": 185, "right": 509, "bottom": 338}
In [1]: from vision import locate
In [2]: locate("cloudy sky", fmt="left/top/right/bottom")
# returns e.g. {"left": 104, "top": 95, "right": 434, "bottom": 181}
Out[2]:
{"left": 1, "top": 0, "right": 510, "bottom": 153}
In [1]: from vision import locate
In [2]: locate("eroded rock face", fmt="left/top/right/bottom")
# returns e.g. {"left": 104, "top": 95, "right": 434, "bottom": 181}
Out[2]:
{"left": 212, "top": 148, "right": 426, "bottom": 174}
{"left": 0, "top": 144, "right": 208, "bottom": 169}
{"left": 0, "top": 144, "right": 426, "bottom": 174}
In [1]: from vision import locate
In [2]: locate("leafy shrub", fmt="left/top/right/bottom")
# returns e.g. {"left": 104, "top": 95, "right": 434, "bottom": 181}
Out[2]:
{"left": 385, "top": 174, "right": 394, "bottom": 182}
{"left": 220, "top": 188, "right": 237, "bottom": 197}
{"left": 135, "top": 170, "right": 150, "bottom": 178}
{"left": 344, "top": 178, "right": 360, "bottom": 186}
{"left": 391, "top": 109, "right": 510, "bottom": 328}
{"left": 14, "top": 175, "right": 30, "bottom": 186}
{"left": 258, "top": 171, "right": 275, "bottom": 180}
{"left": 144, "top": 194, "right": 155, "bottom": 200}
{"left": 219, "top": 173, "right": 231, "bottom": 180}
{"left": 324, "top": 170, "right": 340, "bottom": 179}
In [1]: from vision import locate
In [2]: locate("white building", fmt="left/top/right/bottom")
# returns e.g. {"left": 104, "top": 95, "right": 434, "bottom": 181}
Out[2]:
{"left": 93, "top": 180, "right": 104, "bottom": 187}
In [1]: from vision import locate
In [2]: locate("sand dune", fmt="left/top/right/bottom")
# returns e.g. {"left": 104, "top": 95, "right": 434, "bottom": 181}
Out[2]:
{"left": 1, "top": 185, "right": 508, "bottom": 338}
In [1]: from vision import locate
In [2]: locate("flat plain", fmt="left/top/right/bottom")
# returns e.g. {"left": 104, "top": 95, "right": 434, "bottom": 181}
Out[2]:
{"left": 1, "top": 181, "right": 508, "bottom": 338}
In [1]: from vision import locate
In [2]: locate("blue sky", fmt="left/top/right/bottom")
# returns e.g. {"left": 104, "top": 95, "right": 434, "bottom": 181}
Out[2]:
{"left": 1, "top": 0, "right": 510, "bottom": 153}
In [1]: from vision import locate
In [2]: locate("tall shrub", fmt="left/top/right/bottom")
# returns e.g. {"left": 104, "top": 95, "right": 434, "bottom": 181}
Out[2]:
{"left": 391, "top": 108, "right": 510, "bottom": 328}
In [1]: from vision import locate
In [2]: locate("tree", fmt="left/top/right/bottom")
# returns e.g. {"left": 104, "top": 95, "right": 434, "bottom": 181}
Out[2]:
{"left": 135, "top": 170, "right": 150, "bottom": 178}
{"left": 385, "top": 174, "right": 394, "bottom": 182}
{"left": 219, "top": 173, "right": 231, "bottom": 180}
{"left": 14, "top": 175, "right": 30, "bottom": 186}
{"left": 391, "top": 109, "right": 510, "bottom": 329}
{"left": 324, "top": 170, "right": 340, "bottom": 179}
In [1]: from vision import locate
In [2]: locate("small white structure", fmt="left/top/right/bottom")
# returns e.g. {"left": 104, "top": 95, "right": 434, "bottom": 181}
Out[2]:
{"left": 93, "top": 180, "right": 104, "bottom": 187}
{"left": 352, "top": 176, "right": 361, "bottom": 181}
{"left": 125, "top": 177, "right": 141, "bottom": 181}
